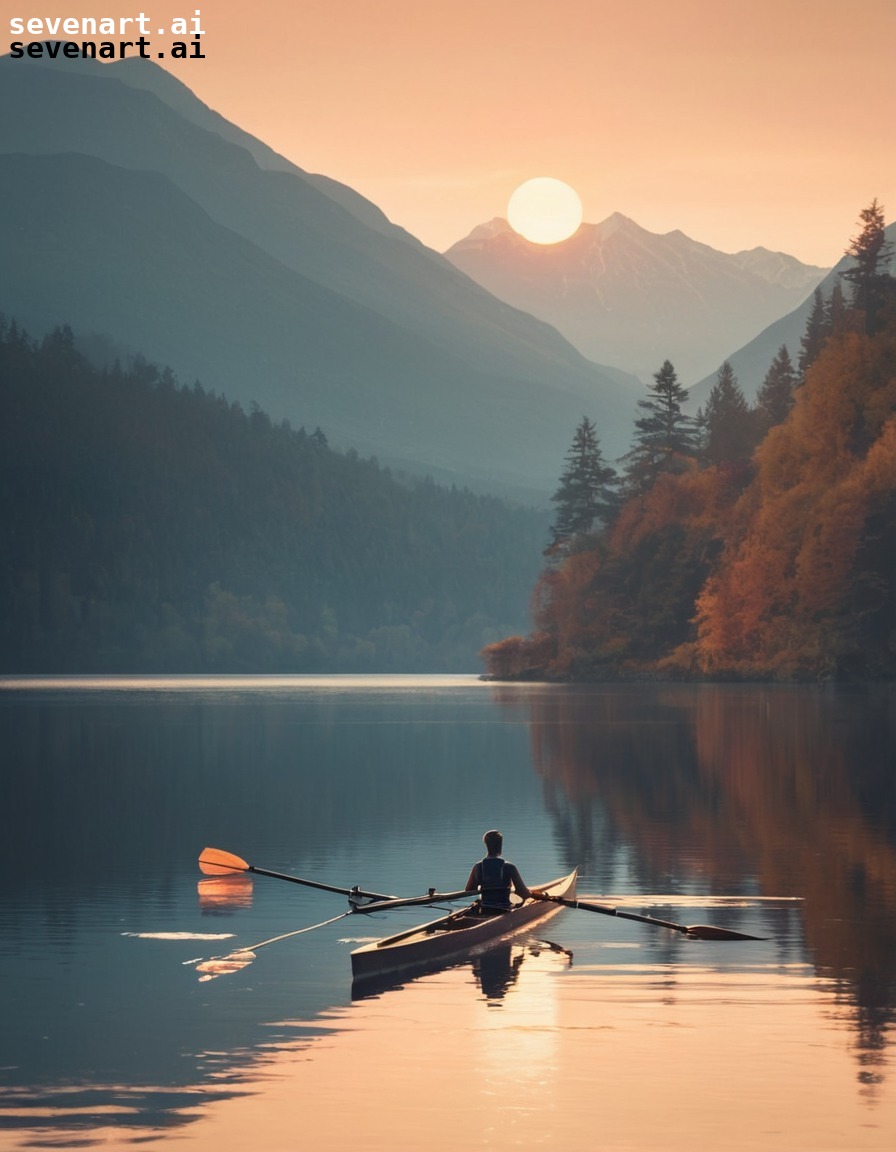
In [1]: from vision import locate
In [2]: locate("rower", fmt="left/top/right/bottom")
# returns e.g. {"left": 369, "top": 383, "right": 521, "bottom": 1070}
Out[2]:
{"left": 465, "top": 829, "right": 533, "bottom": 915}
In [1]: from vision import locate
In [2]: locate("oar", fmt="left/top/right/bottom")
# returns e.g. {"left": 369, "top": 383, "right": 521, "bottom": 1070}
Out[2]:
{"left": 539, "top": 895, "right": 766, "bottom": 941}
{"left": 351, "top": 888, "right": 473, "bottom": 914}
{"left": 190, "top": 887, "right": 475, "bottom": 981}
{"left": 198, "top": 847, "right": 471, "bottom": 914}
{"left": 198, "top": 846, "right": 394, "bottom": 903}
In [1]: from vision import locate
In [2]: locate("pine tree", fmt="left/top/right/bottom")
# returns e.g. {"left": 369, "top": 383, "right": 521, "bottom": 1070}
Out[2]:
{"left": 702, "top": 361, "right": 753, "bottom": 465}
{"left": 548, "top": 416, "right": 618, "bottom": 550}
{"left": 624, "top": 360, "right": 699, "bottom": 493}
{"left": 799, "top": 287, "right": 828, "bottom": 379}
{"left": 825, "top": 281, "right": 850, "bottom": 338}
{"left": 755, "top": 345, "right": 798, "bottom": 436}
{"left": 840, "top": 199, "right": 895, "bottom": 335}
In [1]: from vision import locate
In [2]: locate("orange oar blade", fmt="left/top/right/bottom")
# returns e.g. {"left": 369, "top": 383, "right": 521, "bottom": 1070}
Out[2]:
{"left": 198, "top": 846, "right": 251, "bottom": 876}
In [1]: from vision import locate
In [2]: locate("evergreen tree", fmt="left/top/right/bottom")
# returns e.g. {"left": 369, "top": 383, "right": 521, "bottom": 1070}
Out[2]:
{"left": 624, "top": 360, "right": 699, "bottom": 493}
{"left": 702, "top": 361, "right": 753, "bottom": 465}
{"left": 840, "top": 199, "right": 895, "bottom": 335}
{"left": 548, "top": 416, "right": 618, "bottom": 550}
{"left": 755, "top": 345, "right": 798, "bottom": 435}
{"left": 825, "top": 281, "right": 850, "bottom": 338}
{"left": 799, "top": 287, "right": 828, "bottom": 379}
{"left": 0, "top": 318, "right": 549, "bottom": 673}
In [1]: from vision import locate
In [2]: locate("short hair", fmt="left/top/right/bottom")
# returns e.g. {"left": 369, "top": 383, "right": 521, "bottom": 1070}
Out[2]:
{"left": 483, "top": 829, "right": 503, "bottom": 854}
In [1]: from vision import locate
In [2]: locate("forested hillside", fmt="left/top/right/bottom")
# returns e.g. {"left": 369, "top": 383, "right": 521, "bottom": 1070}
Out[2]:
{"left": 484, "top": 204, "right": 896, "bottom": 682}
{"left": 0, "top": 320, "right": 547, "bottom": 672}
{"left": 0, "top": 57, "right": 635, "bottom": 496}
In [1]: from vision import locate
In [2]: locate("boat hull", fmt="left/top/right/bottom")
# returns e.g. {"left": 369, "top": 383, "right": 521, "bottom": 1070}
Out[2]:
{"left": 350, "top": 869, "right": 577, "bottom": 983}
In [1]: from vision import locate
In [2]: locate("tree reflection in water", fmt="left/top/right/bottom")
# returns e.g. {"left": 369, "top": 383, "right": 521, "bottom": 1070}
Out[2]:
{"left": 494, "top": 683, "right": 896, "bottom": 1096}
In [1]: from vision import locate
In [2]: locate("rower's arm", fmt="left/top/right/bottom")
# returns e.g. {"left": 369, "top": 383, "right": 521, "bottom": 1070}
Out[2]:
{"left": 464, "top": 863, "right": 480, "bottom": 892}
{"left": 507, "top": 864, "right": 532, "bottom": 900}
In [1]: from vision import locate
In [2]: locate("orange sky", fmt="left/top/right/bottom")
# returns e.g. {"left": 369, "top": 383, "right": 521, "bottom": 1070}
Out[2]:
{"left": 10, "top": 0, "right": 896, "bottom": 264}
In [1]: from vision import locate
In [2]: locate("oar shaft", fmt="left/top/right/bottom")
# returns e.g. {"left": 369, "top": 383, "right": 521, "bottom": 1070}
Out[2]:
{"left": 544, "top": 895, "right": 764, "bottom": 941}
{"left": 572, "top": 897, "right": 680, "bottom": 930}
{"left": 353, "top": 889, "right": 472, "bottom": 913}
{"left": 198, "top": 847, "right": 468, "bottom": 910}
{"left": 246, "top": 864, "right": 392, "bottom": 903}
{"left": 597, "top": 905, "right": 688, "bottom": 933}
{"left": 199, "top": 849, "right": 396, "bottom": 902}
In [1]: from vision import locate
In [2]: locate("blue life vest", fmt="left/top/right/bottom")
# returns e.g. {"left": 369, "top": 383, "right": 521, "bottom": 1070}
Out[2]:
{"left": 478, "top": 855, "right": 512, "bottom": 909}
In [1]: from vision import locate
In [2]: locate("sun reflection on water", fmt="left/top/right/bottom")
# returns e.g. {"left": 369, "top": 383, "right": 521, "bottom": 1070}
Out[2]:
{"left": 4, "top": 945, "right": 896, "bottom": 1150}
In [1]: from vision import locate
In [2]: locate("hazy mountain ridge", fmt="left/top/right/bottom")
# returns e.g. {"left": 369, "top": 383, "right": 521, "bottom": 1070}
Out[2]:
{"left": 0, "top": 52, "right": 637, "bottom": 495}
{"left": 445, "top": 215, "right": 829, "bottom": 385}
{"left": 728, "top": 246, "right": 827, "bottom": 290}
{"left": 688, "top": 220, "right": 896, "bottom": 407}
{"left": 0, "top": 150, "right": 592, "bottom": 490}
{"left": 101, "top": 54, "right": 408, "bottom": 238}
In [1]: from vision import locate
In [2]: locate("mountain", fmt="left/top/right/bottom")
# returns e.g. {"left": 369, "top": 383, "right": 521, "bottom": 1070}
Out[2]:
{"left": 444, "top": 215, "right": 829, "bottom": 386}
{"left": 37, "top": 50, "right": 414, "bottom": 238}
{"left": 688, "top": 221, "right": 896, "bottom": 408}
{"left": 0, "top": 52, "right": 638, "bottom": 498}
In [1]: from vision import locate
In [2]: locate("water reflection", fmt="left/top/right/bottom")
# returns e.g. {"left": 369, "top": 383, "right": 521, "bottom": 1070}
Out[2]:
{"left": 3, "top": 678, "right": 896, "bottom": 1147}
{"left": 472, "top": 941, "right": 526, "bottom": 999}
{"left": 351, "top": 937, "right": 572, "bottom": 1003}
{"left": 0, "top": 1082, "right": 246, "bottom": 1145}
{"left": 193, "top": 908, "right": 356, "bottom": 983}
{"left": 495, "top": 683, "right": 896, "bottom": 1097}
{"left": 197, "top": 875, "right": 254, "bottom": 912}
{"left": 473, "top": 938, "right": 575, "bottom": 1003}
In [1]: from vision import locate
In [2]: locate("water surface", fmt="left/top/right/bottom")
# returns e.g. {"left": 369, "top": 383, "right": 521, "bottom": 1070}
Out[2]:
{"left": 1, "top": 676, "right": 894, "bottom": 1149}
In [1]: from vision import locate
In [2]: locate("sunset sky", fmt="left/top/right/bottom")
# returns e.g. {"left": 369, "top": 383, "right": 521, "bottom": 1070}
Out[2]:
{"left": 12, "top": 0, "right": 896, "bottom": 264}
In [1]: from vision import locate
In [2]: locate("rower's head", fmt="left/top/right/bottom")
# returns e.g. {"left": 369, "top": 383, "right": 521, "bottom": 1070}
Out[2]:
{"left": 483, "top": 829, "right": 503, "bottom": 855}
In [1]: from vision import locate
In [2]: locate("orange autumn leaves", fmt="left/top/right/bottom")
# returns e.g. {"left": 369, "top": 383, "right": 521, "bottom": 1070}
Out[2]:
{"left": 696, "top": 328, "right": 896, "bottom": 678}
{"left": 485, "top": 322, "right": 896, "bottom": 680}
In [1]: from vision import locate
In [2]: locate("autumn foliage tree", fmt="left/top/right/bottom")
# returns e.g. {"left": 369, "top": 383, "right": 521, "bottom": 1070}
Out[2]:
{"left": 505, "top": 461, "right": 744, "bottom": 679}
{"left": 483, "top": 205, "right": 896, "bottom": 684}
{"left": 695, "top": 324, "right": 896, "bottom": 677}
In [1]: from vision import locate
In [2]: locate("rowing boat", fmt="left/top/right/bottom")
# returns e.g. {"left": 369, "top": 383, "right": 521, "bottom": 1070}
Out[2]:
{"left": 350, "top": 868, "right": 577, "bottom": 984}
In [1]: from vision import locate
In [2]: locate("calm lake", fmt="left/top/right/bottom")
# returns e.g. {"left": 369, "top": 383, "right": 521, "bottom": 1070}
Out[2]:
{"left": 1, "top": 675, "right": 895, "bottom": 1150}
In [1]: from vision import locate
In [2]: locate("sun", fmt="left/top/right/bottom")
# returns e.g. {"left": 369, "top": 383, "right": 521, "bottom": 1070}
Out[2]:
{"left": 507, "top": 177, "right": 583, "bottom": 244}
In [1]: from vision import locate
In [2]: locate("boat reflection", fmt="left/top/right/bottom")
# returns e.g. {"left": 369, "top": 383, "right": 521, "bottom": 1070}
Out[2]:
{"left": 473, "top": 942, "right": 525, "bottom": 999}
{"left": 474, "top": 938, "right": 574, "bottom": 1002}
{"left": 351, "top": 937, "right": 572, "bottom": 1002}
